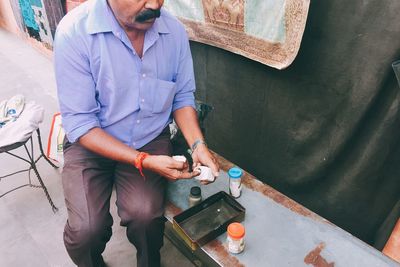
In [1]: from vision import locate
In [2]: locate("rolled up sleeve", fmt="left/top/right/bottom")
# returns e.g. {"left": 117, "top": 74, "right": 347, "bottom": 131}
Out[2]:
{"left": 172, "top": 28, "right": 196, "bottom": 112}
{"left": 54, "top": 29, "right": 100, "bottom": 143}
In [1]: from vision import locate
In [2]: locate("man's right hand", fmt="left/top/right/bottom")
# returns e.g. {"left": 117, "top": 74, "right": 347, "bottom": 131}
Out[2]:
{"left": 142, "top": 155, "right": 200, "bottom": 181}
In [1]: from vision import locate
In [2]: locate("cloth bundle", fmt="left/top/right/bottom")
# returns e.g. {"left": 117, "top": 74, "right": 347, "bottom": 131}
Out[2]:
{"left": 0, "top": 95, "right": 44, "bottom": 148}
{"left": 0, "top": 94, "right": 26, "bottom": 128}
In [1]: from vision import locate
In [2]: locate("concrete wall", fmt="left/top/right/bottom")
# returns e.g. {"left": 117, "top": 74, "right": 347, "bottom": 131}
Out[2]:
{"left": 0, "top": 0, "right": 21, "bottom": 35}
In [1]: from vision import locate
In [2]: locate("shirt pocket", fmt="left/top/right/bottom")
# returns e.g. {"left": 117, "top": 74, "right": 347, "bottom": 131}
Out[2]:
{"left": 143, "top": 78, "right": 176, "bottom": 114}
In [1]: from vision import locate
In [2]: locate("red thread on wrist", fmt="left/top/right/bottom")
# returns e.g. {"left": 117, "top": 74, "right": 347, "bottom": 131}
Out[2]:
{"left": 134, "top": 152, "right": 149, "bottom": 177}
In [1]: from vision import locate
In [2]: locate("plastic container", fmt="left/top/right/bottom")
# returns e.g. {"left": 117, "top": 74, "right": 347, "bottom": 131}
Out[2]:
{"left": 227, "top": 222, "right": 245, "bottom": 254}
{"left": 188, "top": 186, "right": 202, "bottom": 207}
{"left": 228, "top": 167, "right": 243, "bottom": 198}
{"left": 194, "top": 166, "right": 215, "bottom": 182}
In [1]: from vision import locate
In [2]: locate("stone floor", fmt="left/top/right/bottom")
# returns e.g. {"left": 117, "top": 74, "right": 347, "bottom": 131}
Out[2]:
{"left": 0, "top": 29, "right": 194, "bottom": 267}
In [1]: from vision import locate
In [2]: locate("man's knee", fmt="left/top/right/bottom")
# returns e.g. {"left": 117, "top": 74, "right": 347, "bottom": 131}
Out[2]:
{"left": 122, "top": 195, "right": 165, "bottom": 223}
{"left": 64, "top": 219, "right": 112, "bottom": 249}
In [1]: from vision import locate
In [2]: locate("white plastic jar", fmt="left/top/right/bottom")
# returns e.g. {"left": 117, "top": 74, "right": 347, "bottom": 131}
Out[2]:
{"left": 227, "top": 222, "right": 245, "bottom": 254}
{"left": 228, "top": 167, "right": 243, "bottom": 198}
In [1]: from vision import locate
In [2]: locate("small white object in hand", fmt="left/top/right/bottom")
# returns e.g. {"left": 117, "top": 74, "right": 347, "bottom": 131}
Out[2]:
{"left": 172, "top": 155, "right": 187, "bottom": 163}
{"left": 194, "top": 166, "right": 215, "bottom": 182}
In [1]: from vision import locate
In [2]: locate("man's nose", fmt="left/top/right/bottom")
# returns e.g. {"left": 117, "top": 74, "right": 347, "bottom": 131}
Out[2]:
{"left": 144, "top": 0, "right": 161, "bottom": 10}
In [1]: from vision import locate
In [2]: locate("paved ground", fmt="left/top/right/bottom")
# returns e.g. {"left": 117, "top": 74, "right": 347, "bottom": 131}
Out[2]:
{"left": 0, "top": 29, "right": 194, "bottom": 267}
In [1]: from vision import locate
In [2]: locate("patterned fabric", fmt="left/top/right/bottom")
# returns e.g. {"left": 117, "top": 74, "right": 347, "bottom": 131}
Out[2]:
{"left": 164, "top": 0, "right": 310, "bottom": 69}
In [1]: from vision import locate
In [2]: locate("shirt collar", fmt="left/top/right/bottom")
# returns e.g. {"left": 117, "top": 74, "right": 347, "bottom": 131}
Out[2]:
{"left": 86, "top": 0, "right": 113, "bottom": 34}
{"left": 86, "top": 0, "right": 170, "bottom": 35}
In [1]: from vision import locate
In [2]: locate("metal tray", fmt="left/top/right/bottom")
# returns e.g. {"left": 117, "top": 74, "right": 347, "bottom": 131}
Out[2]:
{"left": 172, "top": 191, "right": 246, "bottom": 250}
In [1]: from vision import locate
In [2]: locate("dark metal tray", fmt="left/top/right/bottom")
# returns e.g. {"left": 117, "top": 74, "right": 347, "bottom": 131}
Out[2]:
{"left": 172, "top": 191, "right": 246, "bottom": 250}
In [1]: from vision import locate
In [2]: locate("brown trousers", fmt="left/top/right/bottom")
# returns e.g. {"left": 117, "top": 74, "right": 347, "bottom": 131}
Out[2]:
{"left": 62, "top": 129, "right": 171, "bottom": 267}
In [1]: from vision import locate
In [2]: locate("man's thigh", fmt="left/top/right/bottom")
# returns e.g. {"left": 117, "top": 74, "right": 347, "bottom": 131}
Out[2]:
{"left": 62, "top": 141, "right": 115, "bottom": 230}
{"left": 114, "top": 130, "right": 171, "bottom": 225}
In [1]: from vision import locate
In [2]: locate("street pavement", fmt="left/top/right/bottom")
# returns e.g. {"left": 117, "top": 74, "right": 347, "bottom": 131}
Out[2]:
{"left": 0, "top": 29, "right": 194, "bottom": 267}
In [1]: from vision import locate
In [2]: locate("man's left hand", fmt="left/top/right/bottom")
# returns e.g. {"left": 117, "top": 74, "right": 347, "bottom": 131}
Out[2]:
{"left": 191, "top": 144, "right": 220, "bottom": 184}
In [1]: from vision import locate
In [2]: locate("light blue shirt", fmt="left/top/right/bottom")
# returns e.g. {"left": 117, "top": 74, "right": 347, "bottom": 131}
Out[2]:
{"left": 54, "top": 0, "right": 196, "bottom": 148}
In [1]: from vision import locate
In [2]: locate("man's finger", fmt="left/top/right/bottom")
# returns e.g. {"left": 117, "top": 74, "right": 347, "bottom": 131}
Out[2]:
{"left": 173, "top": 169, "right": 199, "bottom": 179}
{"left": 206, "top": 158, "right": 219, "bottom": 177}
{"left": 200, "top": 180, "right": 211, "bottom": 185}
{"left": 192, "top": 162, "right": 201, "bottom": 169}
{"left": 170, "top": 159, "right": 187, "bottom": 170}
{"left": 178, "top": 171, "right": 195, "bottom": 179}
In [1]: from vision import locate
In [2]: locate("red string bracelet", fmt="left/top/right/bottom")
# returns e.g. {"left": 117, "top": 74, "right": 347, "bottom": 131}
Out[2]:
{"left": 134, "top": 152, "right": 149, "bottom": 177}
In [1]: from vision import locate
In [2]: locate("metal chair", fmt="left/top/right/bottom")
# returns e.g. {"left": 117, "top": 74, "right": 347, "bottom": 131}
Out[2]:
{"left": 0, "top": 128, "right": 58, "bottom": 212}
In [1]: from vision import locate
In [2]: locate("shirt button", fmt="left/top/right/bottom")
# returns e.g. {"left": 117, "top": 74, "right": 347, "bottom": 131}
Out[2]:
{"left": 142, "top": 73, "right": 146, "bottom": 78}
{"left": 137, "top": 120, "right": 140, "bottom": 124}
{"left": 141, "top": 99, "right": 145, "bottom": 103}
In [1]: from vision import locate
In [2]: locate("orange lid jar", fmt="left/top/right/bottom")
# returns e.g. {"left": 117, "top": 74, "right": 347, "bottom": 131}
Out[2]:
{"left": 227, "top": 222, "right": 245, "bottom": 254}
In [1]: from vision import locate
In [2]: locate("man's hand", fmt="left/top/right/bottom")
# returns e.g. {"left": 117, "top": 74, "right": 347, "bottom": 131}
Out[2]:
{"left": 191, "top": 144, "right": 220, "bottom": 185}
{"left": 172, "top": 106, "right": 219, "bottom": 184}
{"left": 142, "top": 155, "right": 200, "bottom": 182}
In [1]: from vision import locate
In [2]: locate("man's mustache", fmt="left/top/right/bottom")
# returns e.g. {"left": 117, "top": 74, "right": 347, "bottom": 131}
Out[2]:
{"left": 134, "top": 9, "right": 161, "bottom": 23}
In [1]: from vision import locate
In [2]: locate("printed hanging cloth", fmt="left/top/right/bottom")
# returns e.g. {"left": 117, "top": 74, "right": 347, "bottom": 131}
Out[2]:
{"left": 164, "top": 0, "right": 310, "bottom": 69}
